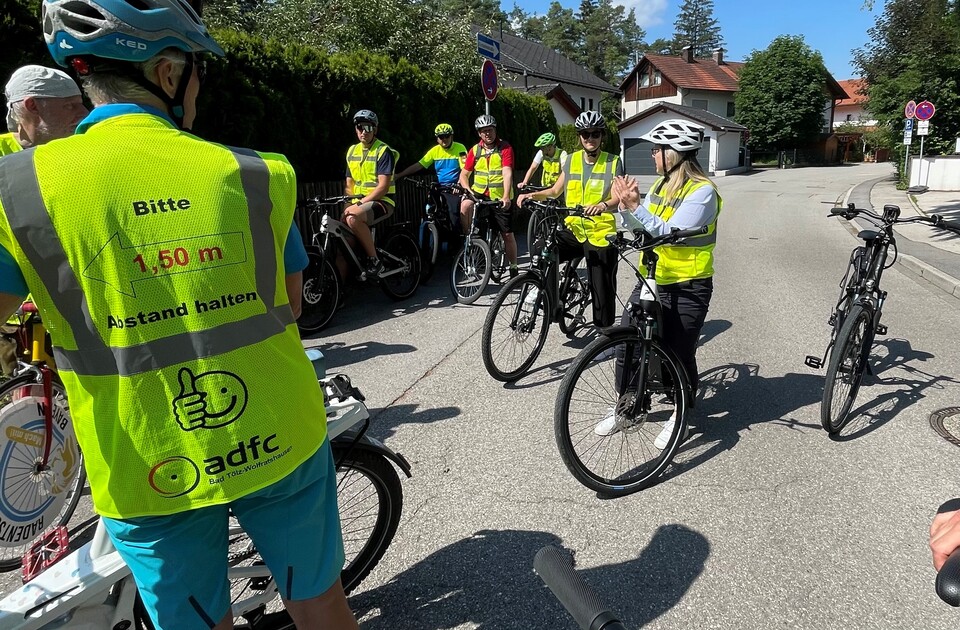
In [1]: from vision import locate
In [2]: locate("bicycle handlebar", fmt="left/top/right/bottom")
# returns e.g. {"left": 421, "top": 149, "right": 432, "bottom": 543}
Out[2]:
{"left": 937, "top": 551, "right": 960, "bottom": 606}
{"left": 534, "top": 546, "right": 627, "bottom": 630}
{"left": 306, "top": 195, "right": 362, "bottom": 207}
{"left": 830, "top": 203, "right": 960, "bottom": 235}
{"left": 522, "top": 198, "right": 585, "bottom": 217}
{"left": 607, "top": 225, "right": 708, "bottom": 251}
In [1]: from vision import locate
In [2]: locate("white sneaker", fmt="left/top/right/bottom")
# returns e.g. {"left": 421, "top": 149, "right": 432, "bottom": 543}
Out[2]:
{"left": 594, "top": 408, "right": 620, "bottom": 436}
{"left": 653, "top": 411, "right": 688, "bottom": 449}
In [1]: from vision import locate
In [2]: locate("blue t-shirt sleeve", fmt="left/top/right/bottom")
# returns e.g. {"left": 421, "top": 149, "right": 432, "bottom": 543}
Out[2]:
{"left": 0, "top": 245, "right": 28, "bottom": 298}
{"left": 284, "top": 224, "right": 309, "bottom": 273}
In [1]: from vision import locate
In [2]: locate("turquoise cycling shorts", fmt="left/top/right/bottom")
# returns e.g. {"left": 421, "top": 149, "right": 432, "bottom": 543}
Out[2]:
{"left": 102, "top": 439, "right": 344, "bottom": 630}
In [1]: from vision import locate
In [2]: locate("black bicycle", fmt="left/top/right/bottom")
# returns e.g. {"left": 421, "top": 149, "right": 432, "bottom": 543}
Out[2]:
{"left": 449, "top": 184, "right": 508, "bottom": 304}
{"left": 805, "top": 203, "right": 960, "bottom": 433}
{"left": 480, "top": 199, "right": 593, "bottom": 382}
{"left": 553, "top": 225, "right": 708, "bottom": 496}
{"left": 297, "top": 196, "right": 422, "bottom": 333}
{"left": 410, "top": 179, "right": 463, "bottom": 282}
{"left": 518, "top": 183, "right": 554, "bottom": 259}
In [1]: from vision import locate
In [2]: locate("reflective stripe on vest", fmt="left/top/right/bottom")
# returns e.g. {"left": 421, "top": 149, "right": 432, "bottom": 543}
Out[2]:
{"left": 562, "top": 151, "right": 618, "bottom": 247}
{"left": 0, "top": 133, "right": 22, "bottom": 156}
{"left": 540, "top": 152, "right": 562, "bottom": 187}
{"left": 471, "top": 144, "right": 505, "bottom": 200}
{"left": 346, "top": 140, "right": 398, "bottom": 206}
{"left": 644, "top": 178, "right": 721, "bottom": 285}
{"left": 0, "top": 148, "right": 292, "bottom": 377}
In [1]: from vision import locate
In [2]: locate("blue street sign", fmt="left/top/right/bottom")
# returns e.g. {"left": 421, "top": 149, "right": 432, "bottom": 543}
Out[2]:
{"left": 477, "top": 33, "right": 501, "bottom": 62}
{"left": 904, "top": 118, "right": 914, "bottom": 132}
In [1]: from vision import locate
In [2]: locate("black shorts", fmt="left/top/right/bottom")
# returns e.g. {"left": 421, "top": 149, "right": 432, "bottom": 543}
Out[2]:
{"left": 493, "top": 204, "right": 513, "bottom": 234}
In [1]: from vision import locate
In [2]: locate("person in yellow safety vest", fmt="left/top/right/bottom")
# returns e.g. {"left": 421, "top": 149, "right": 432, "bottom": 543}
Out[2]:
{"left": 2, "top": 64, "right": 87, "bottom": 154}
{"left": 596, "top": 119, "right": 722, "bottom": 448}
{"left": 519, "top": 132, "right": 568, "bottom": 190}
{"left": 0, "top": 1, "right": 359, "bottom": 628}
{"left": 343, "top": 109, "right": 399, "bottom": 281}
{"left": 516, "top": 111, "right": 623, "bottom": 328}
{"left": 458, "top": 114, "right": 520, "bottom": 277}
{"left": 395, "top": 122, "right": 468, "bottom": 230}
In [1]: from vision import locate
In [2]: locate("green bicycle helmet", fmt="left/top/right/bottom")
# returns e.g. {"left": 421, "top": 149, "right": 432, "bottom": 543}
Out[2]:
{"left": 535, "top": 132, "right": 556, "bottom": 147}
{"left": 435, "top": 123, "right": 454, "bottom": 136}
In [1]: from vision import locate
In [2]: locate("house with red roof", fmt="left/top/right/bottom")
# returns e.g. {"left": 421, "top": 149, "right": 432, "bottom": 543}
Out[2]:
{"left": 834, "top": 79, "right": 876, "bottom": 128}
{"left": 617, "top": 47, "right": 849, "bottom": 174}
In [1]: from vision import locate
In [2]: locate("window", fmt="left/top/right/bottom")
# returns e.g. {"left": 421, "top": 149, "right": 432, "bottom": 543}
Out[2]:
{"left": 588, "top": 98, "right": 594, "bottom": 110}
{"left": 727, "top": 101, "right": 735, "bottom": 117}
{"left": 692, "top": 99, "right": 708, "bottom": 110}
{"left": 580, "top": 97, "right": 586, "bottom": 110}
{"left": 653, "top": 70, "right": 662, "bottom": 86}
{"left": 639, "top": 72, "right": 650, "bottom": 88}
{"left": 846, "top": 114, "right": 853, "bottom": 121}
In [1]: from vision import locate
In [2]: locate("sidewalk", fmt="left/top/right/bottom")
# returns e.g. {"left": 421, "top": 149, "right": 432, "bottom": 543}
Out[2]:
{"left": 845, "top": 171, "right": 960, "bottom": 300}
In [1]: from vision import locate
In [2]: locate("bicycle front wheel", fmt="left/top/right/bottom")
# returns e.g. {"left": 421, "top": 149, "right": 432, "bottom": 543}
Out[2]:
{"left": 557, "top": 262, "right": 590, "bottom": 336}
{"left": 450, "top": 238, "right": 492, "bottom": 304}
{"left": 334, "top": 447, "right": 403, "bottom": 594}
{"left": 419, "top": 222, "right": 439, "bottom": 282}
{"left": 554, "top": 329, "right": 689, "bottom": 496}
{"left": 489, "top": 232, "right": 507, "bottom": 283}
{"left": 821, "top": 302, "right": 874, "bottom": 433}
{"left": 298, "top": 251, "right": 340, "bottom": 334}
{"left": 481, "top": 273, "right": 551, "bottom": 382}
{"left": 526, "top": 209, "right": 549, "bottom": 260}
{"left": 0, "top": 372, "right": 86, "bottom": 572}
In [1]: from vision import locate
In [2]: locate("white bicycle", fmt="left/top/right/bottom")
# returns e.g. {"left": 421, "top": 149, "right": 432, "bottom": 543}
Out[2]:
{"left": 0, "top": 355, "right": 409, "bottom": 630}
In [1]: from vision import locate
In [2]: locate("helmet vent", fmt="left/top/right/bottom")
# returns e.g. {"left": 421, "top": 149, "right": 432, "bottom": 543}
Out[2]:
{"left": 123, "top": 0, "right": 151, "bottom": 10}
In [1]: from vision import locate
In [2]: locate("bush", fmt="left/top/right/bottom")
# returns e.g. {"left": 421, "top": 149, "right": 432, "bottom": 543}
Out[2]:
{"left": 557, "top": 119, "right": 621, "bottom": 157}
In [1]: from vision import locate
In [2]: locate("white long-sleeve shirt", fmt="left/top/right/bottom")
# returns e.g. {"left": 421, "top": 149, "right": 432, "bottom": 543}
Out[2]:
{"left": 618, "top": 182, "right": 718, "bottom": 237}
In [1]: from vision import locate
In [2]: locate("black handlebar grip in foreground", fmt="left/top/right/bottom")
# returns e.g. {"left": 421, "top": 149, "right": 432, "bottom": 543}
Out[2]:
{"left": 830, "top": 207, "right": 847, "bottom": 216}
{"left": 534, "top": 546, "right": 627, "bottom": 630}
{"left": 936, "top": 551, "right": 960, "bottom": 606}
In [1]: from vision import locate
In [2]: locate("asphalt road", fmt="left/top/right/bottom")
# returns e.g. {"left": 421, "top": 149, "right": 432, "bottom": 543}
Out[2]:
{"left": 5, "top": 162, "right": 960, "bottom": 629}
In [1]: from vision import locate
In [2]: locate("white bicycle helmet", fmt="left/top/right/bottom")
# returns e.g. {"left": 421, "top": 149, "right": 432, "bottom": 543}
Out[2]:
{"left": 42, "top": 0, "right": 224, "bottom": 66}
{"left": 474, "top": 114, "right": 496, "bottom": 130}
{"left": 575, "top": 110, "right": 605, "bottom": 131}
{"left": 640, "top": 119, "right": 705, "bottom": 152}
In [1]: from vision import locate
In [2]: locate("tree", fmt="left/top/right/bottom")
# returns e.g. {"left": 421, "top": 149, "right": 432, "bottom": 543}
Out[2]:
{"left": 734, "top": 35, "right": 830, "bottom": 150}
{"left": 441, "top": 0, "right": 509, "bottom": 31}
{"left": 854, "top": 0, "right": 960, "bottom": 170}
{"left": 672, "top": 0, "right": 723, "bottom": 58}
{"left": 0, "top": 0, "right": 49, "bottom": 86}
{"left": 644, "top": 37, "right": 677, "bottom": 56}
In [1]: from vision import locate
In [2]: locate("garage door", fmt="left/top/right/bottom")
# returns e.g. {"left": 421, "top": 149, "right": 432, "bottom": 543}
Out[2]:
{"left": 623, "top": 137, "right": 711, "bottom": 176}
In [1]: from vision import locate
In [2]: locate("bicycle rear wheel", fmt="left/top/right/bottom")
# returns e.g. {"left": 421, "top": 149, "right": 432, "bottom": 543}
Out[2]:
{"left": 298, "top": 251, "right": 340, "bottom": 334}
{"left": 450, "top": 238, "right": 492, "bottom": 304}
{"left": 379, "top": 230, "right": 421, "bottom": 300}
{"left": 821, "top": 302, "right": 874, "bottom": 433}
{"left": 0, "top": 372, "right": 86, "bottom": 572}
{"left": 554, "top": 329, "right": 688, "bottom": 496}
{"left": 481, "top": 273, "right": 551, "bottom": 382}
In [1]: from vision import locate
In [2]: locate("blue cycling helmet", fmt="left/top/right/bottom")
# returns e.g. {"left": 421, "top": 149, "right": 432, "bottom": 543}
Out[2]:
{"left": 41, "top": 0, "right": 225, "bottom": 67}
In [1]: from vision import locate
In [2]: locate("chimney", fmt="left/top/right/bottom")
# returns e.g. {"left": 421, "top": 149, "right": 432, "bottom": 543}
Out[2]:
{"left": 682, "top": 45, "right": 694, "bottom": 63}
{"left": 712, "top": 47, "right": 724, "bottom": 65}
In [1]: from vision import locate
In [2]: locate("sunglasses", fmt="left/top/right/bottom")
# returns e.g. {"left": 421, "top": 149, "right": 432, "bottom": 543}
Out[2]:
{"left": 578, "top": 130, "right": 603, "bottom": 140}
{"left": 356, "top": 123, "right": 375, "bottom": 133}
{"left": 436, "top": 134, "right": 452, "bottom": 139}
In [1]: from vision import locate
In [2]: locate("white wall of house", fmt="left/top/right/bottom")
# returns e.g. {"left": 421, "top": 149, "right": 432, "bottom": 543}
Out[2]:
{"left": 622, "top": 89, "right": 736, "bottom": 121}
{"left": 623, "top": 93, "right": 681, "bottom": 119}
{"left": 619, "top": 109, "right": 744, "bottom": 174}
{"left": 834, "top": 103, "right": 877, "bottom": 128}
{"left": 551, "top": 102, "right": 576, "bottom": 126}
{"left": 565, "top": 85, "right": 605, "bottom": 114}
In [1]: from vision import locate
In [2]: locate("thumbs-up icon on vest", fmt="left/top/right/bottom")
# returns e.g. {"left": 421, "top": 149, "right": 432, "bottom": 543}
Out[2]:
{"left": 172, "top": 367, "right": 248, "bottom": 431}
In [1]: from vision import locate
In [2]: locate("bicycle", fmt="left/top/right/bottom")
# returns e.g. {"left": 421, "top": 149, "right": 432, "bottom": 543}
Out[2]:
{"left": 480, "top": 199, "right": 593, "bottom": 382}
{"left": 297, "top": 196, "right": 422, "bottom": 334}
{"left": 449, "top": 184, "right": 508, "bottom": 304}
{"left": 517, "top": 183, "right": 553, "bottom": 260}
{"left": 0, "top": 302, "right": 85, "bottom": 573}
{"left": 804, "top": 203, "right": 960, "bottom": 434}
{"left": 0, "top": 359, "right": 409, "bottom": 630}
{"left": 553, "top": 225, "right": 709, "bottom": 497}
{"left": 409, "top": 179, "right": 463, "bottom": 282}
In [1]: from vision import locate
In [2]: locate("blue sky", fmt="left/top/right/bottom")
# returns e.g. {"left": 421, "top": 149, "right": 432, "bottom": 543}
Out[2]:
{"left": 510, "top": 0, "right": 884, "bottom": 80}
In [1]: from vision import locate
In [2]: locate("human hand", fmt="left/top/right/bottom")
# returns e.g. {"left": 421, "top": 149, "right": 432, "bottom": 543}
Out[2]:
{"left": 583, "top": 203, "right": 605, "bottom": 216}
{"left": 501, "top": 197, "right": 512, "bottom": 210}
{"left": 613, "top": 176, "right": 641, "bottom": 210}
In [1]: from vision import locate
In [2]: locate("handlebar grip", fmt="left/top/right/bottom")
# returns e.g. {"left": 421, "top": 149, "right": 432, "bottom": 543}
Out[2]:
{"left": 830, "top": 207, "right": 847, "bottom": 216}
{"left": 534, "top": 546, "right": 627, "bottom": 630}
{"left": 937, "top": 551, "right": 960, "bottom": 606}
{"left": 671, "top": 226, "right": 709, "bottom": 240}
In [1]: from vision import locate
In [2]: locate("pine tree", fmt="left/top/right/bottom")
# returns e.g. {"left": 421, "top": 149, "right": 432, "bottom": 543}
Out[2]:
{"left": 672, "top": 0, "right": 723, "bottom": 58}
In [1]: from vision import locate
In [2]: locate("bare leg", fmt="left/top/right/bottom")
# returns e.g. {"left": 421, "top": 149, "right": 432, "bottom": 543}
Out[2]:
{"left": 283, "top": 578, "right": 359, "bottom": 630}
{"left": 460, "top": 199, "right": 475, "bottom": 236}
{"left": 344, "top": 213, "right": 375, "bottom": 258}
{"left": 213, "top": 610, "right": 233, "bottom": 630}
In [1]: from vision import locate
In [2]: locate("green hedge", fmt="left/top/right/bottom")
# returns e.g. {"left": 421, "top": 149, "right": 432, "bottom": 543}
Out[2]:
{"left": 196, "top": 30, "right": 556, "bottom": 181}
{"left": 557, "top": 119, "right": 622, "bottom": 157}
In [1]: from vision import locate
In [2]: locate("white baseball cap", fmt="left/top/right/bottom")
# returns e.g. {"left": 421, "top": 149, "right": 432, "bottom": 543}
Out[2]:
{"left": 5, "top": 65, "right": 81, "bottom": 131}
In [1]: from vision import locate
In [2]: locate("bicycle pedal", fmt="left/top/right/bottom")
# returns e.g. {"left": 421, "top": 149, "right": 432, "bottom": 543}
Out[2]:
{"left": 875, "top": 324, "right": 887, "bottom": 336}
{"left": 22, "top": 526, "right": 69, "bottom": 582}
{"left": 804, "top": 355, "right": 823, "bottom": 369}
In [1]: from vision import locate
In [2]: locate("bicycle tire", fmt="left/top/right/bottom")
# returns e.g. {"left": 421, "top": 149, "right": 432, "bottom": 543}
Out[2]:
{"left": 379, "top": 230, "right": 422, "bottom": 300}
{"left": 297, "top": 251, "right": 340, "bottom": 334}
{"left": 489, "top": 232, "right": 507, "bottom": 283}
{"left": 0, "top": 371, "right": 86, "bottom": 572}
{"left": 821, "top": 302, "right": 874, "bottom": 433}
{"left": 557, "top": 263, "right": 590, "bottom": 336}
{"left": 334, "top": 447, "right": 403, "bottom": 595}
{"left": 450, "top": 238, "right": 492, "bottom": 304}
{"left": 481, "top": 273, "right": 551, "bottom": 382}
{"left": 526, "top": 209, "right": 550, "bottom": 259}
{"left": 554, "top": 329, "right": 689, "bottom": 496}
{"left": 419, "top": 222, "right": 439, "bottom": 282}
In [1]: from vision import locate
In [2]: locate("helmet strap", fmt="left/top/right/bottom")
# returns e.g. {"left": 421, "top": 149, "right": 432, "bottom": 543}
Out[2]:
{"left": 653, "top": 150, "right": 692, "bottom": 194}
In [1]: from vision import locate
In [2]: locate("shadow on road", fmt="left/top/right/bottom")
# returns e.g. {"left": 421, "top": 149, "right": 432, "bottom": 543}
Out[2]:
{"left": 368, "top": 402, "right": 462, "bottom": 441}
{"left": 698, "top": 319, "right": 732, "bottom": 347}
{"left": 351, "top": 525, "right": 709, "bottom": 629}
{"left": 315, "top": 340, "right": 418, "bottom": 370}
{"left": 830, "top": 337, "right": 959, "bottom": 441}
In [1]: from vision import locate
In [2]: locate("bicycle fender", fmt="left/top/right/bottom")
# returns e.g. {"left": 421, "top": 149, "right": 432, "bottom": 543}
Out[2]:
{"left": 333, "top": 431, "right": 412, "bottom": 478}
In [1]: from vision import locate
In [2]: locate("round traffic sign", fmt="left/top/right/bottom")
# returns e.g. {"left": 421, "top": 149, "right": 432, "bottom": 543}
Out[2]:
{"left": 915, "top": 100, "right": 936, "bottom": 121}
{"left": 481, "top": 59, "right": 498, "bottom": 102}
{"left": 904, "top": 100, "right": 917, "bottom": 119}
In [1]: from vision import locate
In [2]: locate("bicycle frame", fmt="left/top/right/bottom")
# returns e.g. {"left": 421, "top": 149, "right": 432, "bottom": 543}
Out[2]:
{"left": 312, "top": 209, "right": 410, "bottom": 282}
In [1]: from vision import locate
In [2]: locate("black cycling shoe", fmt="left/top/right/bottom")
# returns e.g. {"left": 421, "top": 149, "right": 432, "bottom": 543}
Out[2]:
{"left": 362, "top": 257, "right": 382, "bottom": 282}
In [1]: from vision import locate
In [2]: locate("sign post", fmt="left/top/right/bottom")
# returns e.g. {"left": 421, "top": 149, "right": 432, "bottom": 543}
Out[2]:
{"left": 903, "top": 118, "right": 913, "bottom": 178}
